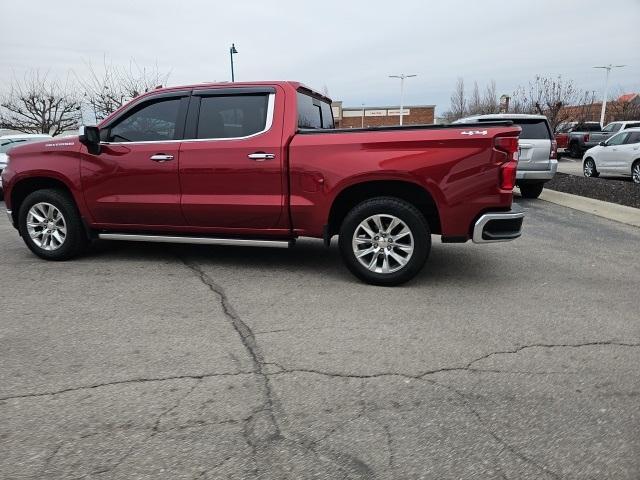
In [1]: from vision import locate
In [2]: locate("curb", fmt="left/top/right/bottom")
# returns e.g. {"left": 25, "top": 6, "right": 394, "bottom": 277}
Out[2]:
{"left": 515, "top": 188, "right": 640, "bottom": 228}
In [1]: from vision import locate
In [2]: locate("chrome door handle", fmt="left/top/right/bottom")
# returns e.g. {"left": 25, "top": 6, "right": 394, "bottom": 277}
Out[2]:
{"left": 150, "top": 154, "right": 174, "bottom": 162}
{"left": 248, "top": 152, "right": 275, "bottom": 161}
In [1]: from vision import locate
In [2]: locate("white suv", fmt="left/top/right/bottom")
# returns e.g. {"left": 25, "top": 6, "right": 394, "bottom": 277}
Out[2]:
{"left": 454, "top": 114, "right": 558, "bottom": 198}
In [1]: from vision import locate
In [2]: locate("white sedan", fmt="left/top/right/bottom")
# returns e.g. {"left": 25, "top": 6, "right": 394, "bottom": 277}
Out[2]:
{"left": 583, "top": 127, "right": 640, "bottom": 184}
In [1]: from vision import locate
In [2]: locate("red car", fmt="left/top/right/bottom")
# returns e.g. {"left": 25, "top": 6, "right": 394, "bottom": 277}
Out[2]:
{"left": 2, "top": 81, "right": 523, "bottom": 285}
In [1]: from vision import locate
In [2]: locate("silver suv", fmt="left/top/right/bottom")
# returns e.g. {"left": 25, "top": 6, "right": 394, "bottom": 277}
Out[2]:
{"left": 454, "top": 114, "right": 558, "bottom": 198}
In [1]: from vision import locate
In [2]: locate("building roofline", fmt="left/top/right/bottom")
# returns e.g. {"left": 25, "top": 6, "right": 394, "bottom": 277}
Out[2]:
{"left": 340, "top": 105, "right": 435, "bottom": 110}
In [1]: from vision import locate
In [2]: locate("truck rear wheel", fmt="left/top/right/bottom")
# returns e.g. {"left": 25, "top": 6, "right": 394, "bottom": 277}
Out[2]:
{"left": 18, "top": 189, "right": 87, "bottom": 261}
{"left": 338, "top": 197, "right": 430, "bottom": 286}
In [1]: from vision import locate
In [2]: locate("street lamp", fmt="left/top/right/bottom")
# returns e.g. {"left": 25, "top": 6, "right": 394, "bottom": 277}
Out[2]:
{"left": 389, "top": 74, "right": 416, "bottom": 125}
{"left": 593, "top": 64, "right": 625, "bottom": 126}
{"left": 229, "top": 43, "right": 238, "bottom": 82}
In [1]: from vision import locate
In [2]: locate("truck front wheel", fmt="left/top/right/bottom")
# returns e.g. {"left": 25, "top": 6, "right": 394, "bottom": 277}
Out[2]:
{"left": 338, "top": 197, "right": 430, "bottom": 286}
{"left": 18, "top": 189, "right": 87, "bottom": 261}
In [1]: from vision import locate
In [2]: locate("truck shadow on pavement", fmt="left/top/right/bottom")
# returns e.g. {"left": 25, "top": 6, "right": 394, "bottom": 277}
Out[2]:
{"left": 88, "top": 237, "right": 498, "bottom": 287}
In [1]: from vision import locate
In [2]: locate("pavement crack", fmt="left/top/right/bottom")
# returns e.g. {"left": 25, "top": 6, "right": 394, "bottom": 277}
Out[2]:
{"left": 425, "top": 377, "right": 561, "bottom": 480}
{"left": 0, "top": 371, "right": 255, "bottom": 403}
{"left": 264, "top": 340, "right": 640, "bottom": 381}
{"left": 179, "top": 257, "right": 282, "bottom": 446}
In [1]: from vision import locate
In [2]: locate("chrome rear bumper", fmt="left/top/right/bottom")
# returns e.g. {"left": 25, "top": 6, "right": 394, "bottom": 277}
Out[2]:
{"left": 472, "top": 205, "right": 525, "bottom": 244}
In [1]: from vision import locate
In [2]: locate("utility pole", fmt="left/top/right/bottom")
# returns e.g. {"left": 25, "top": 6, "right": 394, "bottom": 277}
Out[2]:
{"left": 389, "top": 74, "right": 416, "bottom": 126}
{"left": 229, "top": 43, "right": 238, "bottom": 82}
{"left": 593, "top": 64, "right": 625, "bottom": 126}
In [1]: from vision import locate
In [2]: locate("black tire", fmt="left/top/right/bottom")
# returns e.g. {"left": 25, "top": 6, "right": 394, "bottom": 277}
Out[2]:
{"left": 519, "top": 182, "right": 544, "bottom": 199}
{"left": 569, "top": 142, "right": 582, "bottom": 159}
{"left": 338, "top": 197, "right": 430, "bottom": 286}
{"left": 18, "top": 189, "right": 87, "bottom": 260}
{"left": 583, "top": 158, "right": 599, "bottom": 178}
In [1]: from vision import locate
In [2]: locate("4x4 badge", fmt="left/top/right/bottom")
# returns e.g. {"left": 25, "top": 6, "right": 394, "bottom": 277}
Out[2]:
{"left": 461, "top": 130, "right": 488, "bottom": 136}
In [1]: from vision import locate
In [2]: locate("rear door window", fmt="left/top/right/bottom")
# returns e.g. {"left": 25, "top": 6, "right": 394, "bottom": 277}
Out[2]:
{"left": 623, "top": 132, "right": 640, "bottom": 144}
{"left": 623, "top": 122, "right": 640, "bottom": 130}
{"left": 196, "top": 94, "right": 269, "bottom": 139}
{"left": 514, "top": 120, "right": 551, "bottom": 140}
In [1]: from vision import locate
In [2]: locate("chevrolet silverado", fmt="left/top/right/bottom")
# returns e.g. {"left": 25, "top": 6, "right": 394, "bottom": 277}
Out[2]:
{"left": 2, "top": 81, "right": 524, "bottom": 285}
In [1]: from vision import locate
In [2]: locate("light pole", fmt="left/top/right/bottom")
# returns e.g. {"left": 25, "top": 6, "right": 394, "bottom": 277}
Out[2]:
{"left": 593, "top": 64, "right": 625, "bottom": 126}
{"left": 389, "top": 74, "right": 416, "bottom": 125}
{"left": 361, "top": 103, "right": 365, "bottom": 128}
{"left": 229, "top": 43, "right": 238, "bottom": 82}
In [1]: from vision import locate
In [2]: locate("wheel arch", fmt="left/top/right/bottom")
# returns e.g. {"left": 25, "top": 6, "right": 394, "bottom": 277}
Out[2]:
{"left": 327, "top": 180, "right": 441, "bottom": 238}
{"left": 10, "top": 176, "right": 79, "bottom": 227}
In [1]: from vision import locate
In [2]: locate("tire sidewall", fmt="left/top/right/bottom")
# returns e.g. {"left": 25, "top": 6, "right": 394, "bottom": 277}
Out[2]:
{"left": 18, "top": 189, "right": 86, "bottom": 260}
{"left": 338, "top": 197, "right": 430, "bottom": 286}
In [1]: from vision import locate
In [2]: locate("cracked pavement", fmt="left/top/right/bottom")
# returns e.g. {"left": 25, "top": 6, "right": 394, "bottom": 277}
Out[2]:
{"left": 1, "top": 198, "right": 639, "bottom": 479}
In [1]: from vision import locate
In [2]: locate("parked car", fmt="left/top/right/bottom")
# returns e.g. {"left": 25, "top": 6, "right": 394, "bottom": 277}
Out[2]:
{"left": 454, "top": 114, "right": 557, "bottom": 199}
{"left": 568, "top": 120, "right": 640, "bottom": 158}
{"left": 555, "top": 122, "right": 601, "bottom": 157}
{"left": 0, "top": 134, "right": 51, "bottom": 193}
{"left": 583, "top": 127, "right": 640, "bottom": 184}
{"left": 1, "top": 81, "right": 524, "bottom": 285}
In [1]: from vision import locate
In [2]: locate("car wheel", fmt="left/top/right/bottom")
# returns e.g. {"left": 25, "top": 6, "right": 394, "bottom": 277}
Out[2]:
{"left": 338, "top": 197, "right": 430, "bottom": 286}
{"left": 519, "top": 183, "right": 544, "bottom": 199}
{"left": 584, "top": 158, "right": 599, "bottom": 178}
{"left": 569, "top": 142, "right": 581, "bottom": 158}
{"left": 18, "top": 189, "right": 87, "bottom": 260}
{"left": 632, "top": 161, "right": 640, "bottom": 184}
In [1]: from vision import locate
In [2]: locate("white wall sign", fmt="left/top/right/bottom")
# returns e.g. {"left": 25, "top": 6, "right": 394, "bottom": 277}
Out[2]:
{"left": 387, "top": 109, "right": 410, "bottom": 116}
{"left": 365, "top": 109, "right": 387, "bottom": 117}
{"left": 342, "top": 110, "right": 364, "bottom": 118}
{"left": 331, "top": 106, "right": 342, "bottom": 119}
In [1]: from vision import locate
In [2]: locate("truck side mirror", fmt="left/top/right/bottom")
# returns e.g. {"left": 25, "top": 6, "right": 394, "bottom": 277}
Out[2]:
{"left": 599, "top": 141, "right": 607, "bottom": 147}
{"left": 79, "top": 126, "right": 101, "bottom": 155}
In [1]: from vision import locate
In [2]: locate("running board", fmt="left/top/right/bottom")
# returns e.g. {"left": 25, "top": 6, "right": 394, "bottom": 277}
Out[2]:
{"left": 97, "top": 233, "right": 292, "bottom": 248}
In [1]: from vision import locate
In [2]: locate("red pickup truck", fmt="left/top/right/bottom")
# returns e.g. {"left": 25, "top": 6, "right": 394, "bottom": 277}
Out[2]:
{"left": 2, "top": 81, "right": 523, "bottom": 285}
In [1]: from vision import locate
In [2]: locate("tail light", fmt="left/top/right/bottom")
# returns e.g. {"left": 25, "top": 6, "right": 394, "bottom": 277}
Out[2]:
{"left": 583, "top": 134, "right": 590, "bottom": 142}
{"left": 494, "top": 136, "right": 519, "bottom": 190}
{"left": 550, "top": 139, "right": 557, "bottom": 159}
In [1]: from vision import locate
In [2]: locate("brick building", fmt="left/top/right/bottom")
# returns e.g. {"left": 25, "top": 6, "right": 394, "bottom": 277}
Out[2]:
{"left": 558, "top": 93, "right": 640, "bottom": 124}
{"left": 331, "top": 101, "right": 435, "bottom": 128}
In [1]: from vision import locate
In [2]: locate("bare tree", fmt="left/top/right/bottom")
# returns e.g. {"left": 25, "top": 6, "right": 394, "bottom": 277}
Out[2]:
{"left": 78, "top": 59, "right": 170, "bottom": 122}
{"left": 510, "top": 75, "right": 582, "bottom": 132}
{"left": 607, "top": 88, "right": 640, "bottom": 121}
{"left": 447, "top": 77, "right": 466, "bottom": 121}
{"left": 0, "top": 71, "right": 81, "bottom": 135}
{"left": 467, "top": 82, "right": 482, "bottom": 115}
{"left": 481, "top": 80, "right": 499, "bottom": 114}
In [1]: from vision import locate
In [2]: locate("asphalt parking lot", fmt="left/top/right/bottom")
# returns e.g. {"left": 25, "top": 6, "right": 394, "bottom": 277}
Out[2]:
{"left": 1, "top": 198, "right": 639, "bottom": 479}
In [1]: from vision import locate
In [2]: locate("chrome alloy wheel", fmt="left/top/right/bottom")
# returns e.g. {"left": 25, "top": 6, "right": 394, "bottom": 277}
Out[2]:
{"left": 633, "top": 163, "right": 640, "bottom": 184}
{"left": 584, "top": 160, "right": 594, "bottom": 177}
{"left": 352, "top": 214, "right": 414, "bottom": 274}
{"left": 27, "top": 202, "right": 67, "bottom": 251}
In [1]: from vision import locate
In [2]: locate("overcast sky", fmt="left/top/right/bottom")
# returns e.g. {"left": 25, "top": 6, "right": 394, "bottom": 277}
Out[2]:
{"left": 2, "top": 0, "right": 639, "bottom": 115}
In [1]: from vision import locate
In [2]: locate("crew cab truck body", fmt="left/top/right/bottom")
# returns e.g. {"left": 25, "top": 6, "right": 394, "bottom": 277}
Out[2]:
{"left": 2, "top": 81, "right": 524, "bottom": 285}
